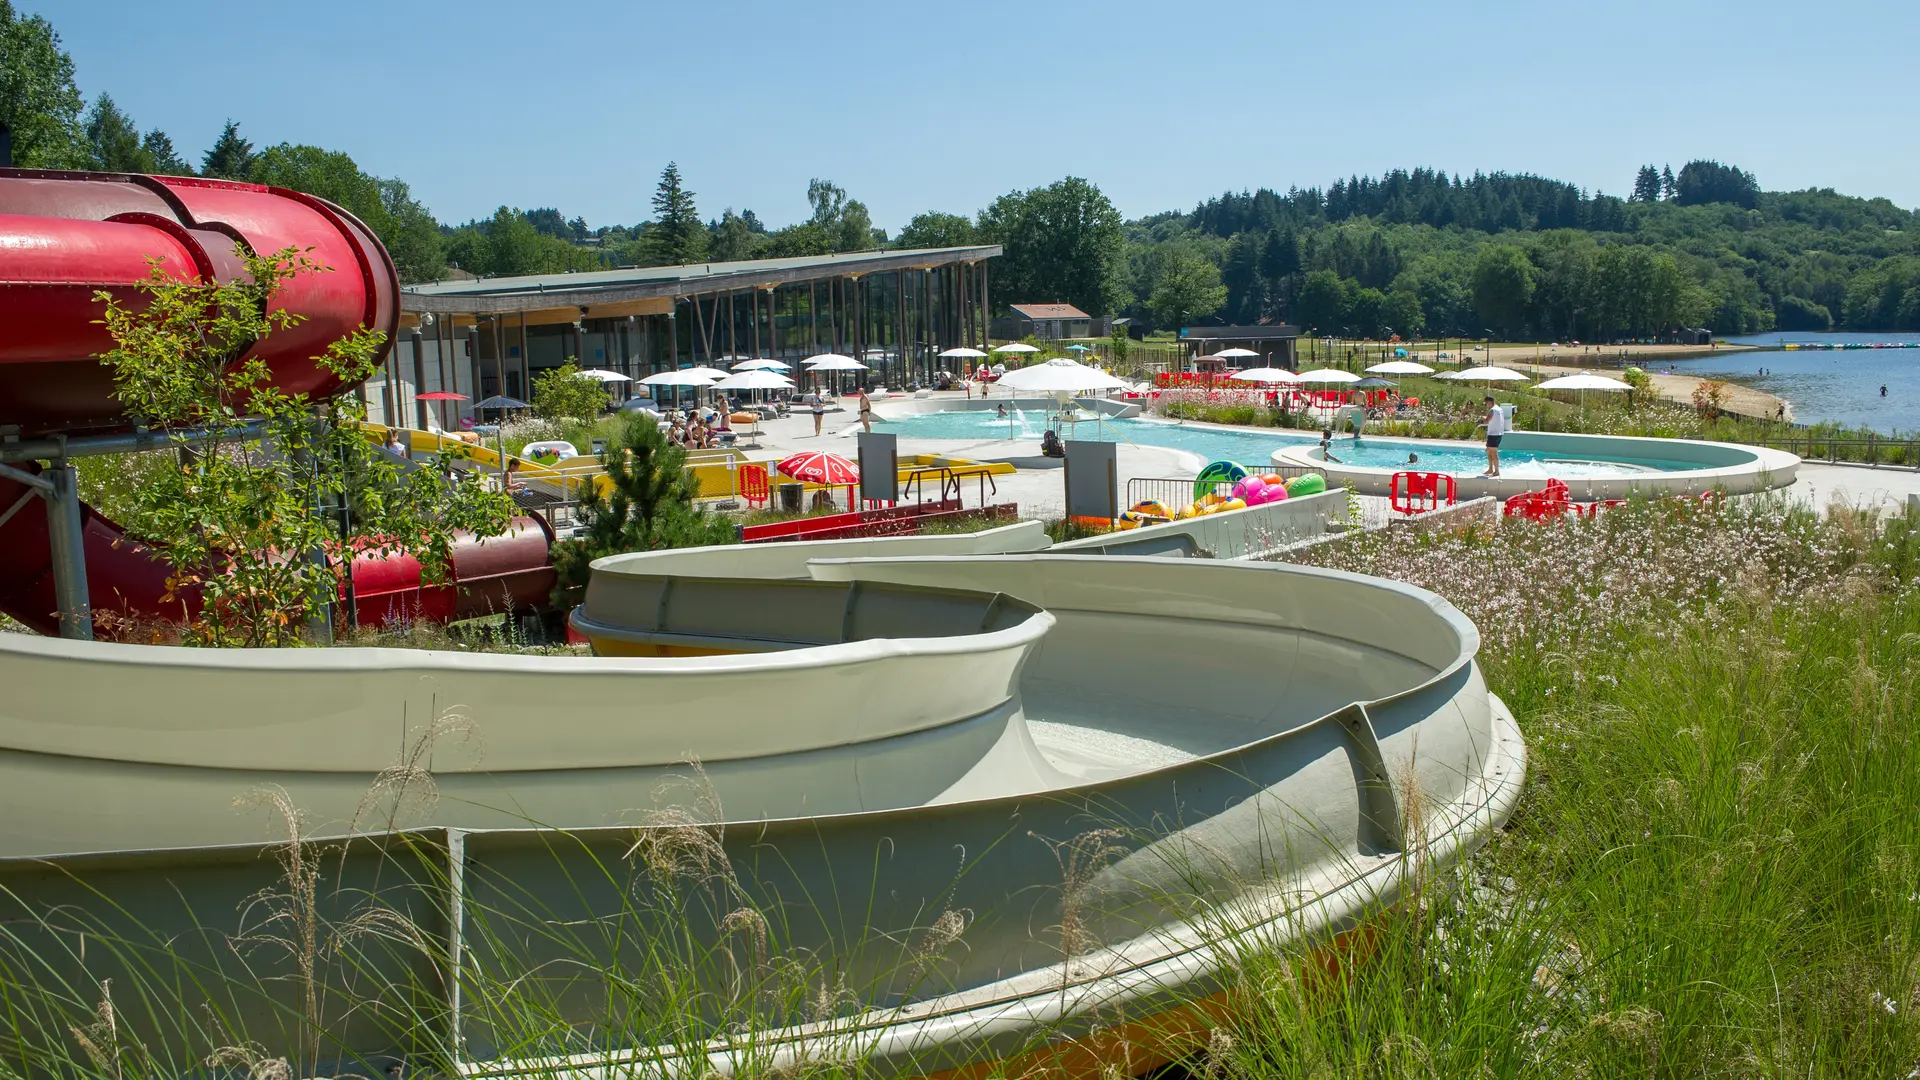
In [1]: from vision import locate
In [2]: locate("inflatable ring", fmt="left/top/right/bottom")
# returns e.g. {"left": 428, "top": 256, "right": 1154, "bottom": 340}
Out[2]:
{"left": 730, "top": 412, "right": 759, "bottom": 425}
{"left": 1286, "top": 473, "right": 1327, "bottom": 497}
{"left": 1193, "top": 459, "right": 1248, "bottom": 500}
{"left": 1202, "top": 497, "right": 1248, "bottom": 515}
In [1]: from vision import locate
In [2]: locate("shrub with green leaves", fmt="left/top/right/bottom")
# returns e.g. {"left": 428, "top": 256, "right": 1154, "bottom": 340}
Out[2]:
{"left": 531, "top": 360, "right": 610, "bottom": 424}
{"left": 95, "top": 244, "right": 516, "bottom": 647}
{"left": 550, "top": 413, "right": 736, "bottom": 603}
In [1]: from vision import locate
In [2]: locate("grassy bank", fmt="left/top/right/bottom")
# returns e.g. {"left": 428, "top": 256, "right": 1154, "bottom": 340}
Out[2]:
{"left": 1225, "top": 499, "right": 1920, "bottom": 1076}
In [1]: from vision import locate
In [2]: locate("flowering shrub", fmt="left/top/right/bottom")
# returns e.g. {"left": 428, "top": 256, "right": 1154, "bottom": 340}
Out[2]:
{"left": 1285, "top": 497, "right": 1900, "bottom": 659}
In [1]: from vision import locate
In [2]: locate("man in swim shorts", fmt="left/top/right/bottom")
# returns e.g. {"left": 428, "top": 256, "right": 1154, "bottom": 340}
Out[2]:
{"left": 1481, "top": 395, "right": 1506, "bottom": 477}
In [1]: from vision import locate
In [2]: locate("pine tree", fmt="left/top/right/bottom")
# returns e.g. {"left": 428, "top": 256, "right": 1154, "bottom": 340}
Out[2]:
{"left": 140, "top": 129, "right": 193, "bottom": 175}
{"left": 83, "top": 94, "right": 149, "bottom": 172}
{"left": 1659, "top": 164, "right": 1676, "bottom": 200}
{"left": 641, "top": 161, "right": 708, "bottom": 266}
{"left": 200, "top": 119, "right": 254, "bottom": 179}
{"left": 549, "top": 413, "right": 734, "bottom": 603}
{"left": 1631, "top": 165, "right": 1662, "bottom": 203}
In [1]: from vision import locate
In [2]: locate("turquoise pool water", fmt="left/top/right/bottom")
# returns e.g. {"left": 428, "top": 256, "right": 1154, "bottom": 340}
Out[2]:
{"left": 877, "top": 410, "right": 1694, "bottom": 477}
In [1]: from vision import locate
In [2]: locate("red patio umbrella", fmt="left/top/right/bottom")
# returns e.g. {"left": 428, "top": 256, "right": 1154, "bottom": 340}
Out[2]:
{"left": 776, "top": 451, "right": 860, "bottom": 485}
{"left": 415, "top": 392, "right": 468, "bottom": 400}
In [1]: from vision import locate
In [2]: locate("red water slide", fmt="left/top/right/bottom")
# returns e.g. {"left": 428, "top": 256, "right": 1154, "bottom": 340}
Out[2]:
{"left": 0, "top": 169, "right": 551, "bottom": 636}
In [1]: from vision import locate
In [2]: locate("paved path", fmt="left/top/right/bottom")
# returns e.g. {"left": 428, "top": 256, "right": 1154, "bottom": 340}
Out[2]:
{"left": 1784, "top": 462, "right": 1920, "bottom": 516}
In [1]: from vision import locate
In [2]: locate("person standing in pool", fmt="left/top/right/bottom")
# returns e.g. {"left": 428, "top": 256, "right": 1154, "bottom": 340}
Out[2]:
{"left": 1882, "top": 385, "right": 1889, "bottom": 398}
{"left": 1480, "top": 395, "right": 1507, "bottom": 477}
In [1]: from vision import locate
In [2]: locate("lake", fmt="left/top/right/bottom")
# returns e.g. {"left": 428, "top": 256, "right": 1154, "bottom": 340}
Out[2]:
{"left": 1658, "top": 332, "right": 1920, "bottom": 434}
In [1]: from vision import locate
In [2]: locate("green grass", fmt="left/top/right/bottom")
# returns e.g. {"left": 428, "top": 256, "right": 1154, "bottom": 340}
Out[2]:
{"left": 1226, "top": 499, "right": 1920, "bottom": 1077}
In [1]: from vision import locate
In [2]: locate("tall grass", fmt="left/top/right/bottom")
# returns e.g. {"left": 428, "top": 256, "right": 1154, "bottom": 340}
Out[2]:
{"left": 1221, "top": 501, "right": 1920, "bottom": 1077}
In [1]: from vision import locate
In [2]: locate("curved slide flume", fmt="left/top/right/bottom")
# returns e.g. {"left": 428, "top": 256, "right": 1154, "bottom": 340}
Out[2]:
{"left": 0, "top": 549, "right": 1523, "bottom": 1076}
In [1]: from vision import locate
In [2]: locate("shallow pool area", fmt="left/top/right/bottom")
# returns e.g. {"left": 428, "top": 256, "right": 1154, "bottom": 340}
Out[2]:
{"left": 1277, "top": 431, "right": 1802, "bottom": 501}
{"left": 880, "top": 410, "right": 1701, "bottom": 479}
{"left": 878, "top": 410, "right": 1315, "bottom": 461}
{"left": 1324, "top": 439, "right": 1670, "bottom": 477}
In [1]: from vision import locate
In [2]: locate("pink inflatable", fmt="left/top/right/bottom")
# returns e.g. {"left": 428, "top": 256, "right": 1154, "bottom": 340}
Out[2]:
{"left": 1246, "top": 481, "right": 1289, "bottom": 505}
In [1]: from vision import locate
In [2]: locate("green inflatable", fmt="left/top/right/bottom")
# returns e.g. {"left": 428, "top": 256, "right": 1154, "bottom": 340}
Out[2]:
{"left": 1193, "top": 460, "right": 1248, "bottom": 499}
{"left": 1286, "top": 473, "right": 1327, "bottom": 497}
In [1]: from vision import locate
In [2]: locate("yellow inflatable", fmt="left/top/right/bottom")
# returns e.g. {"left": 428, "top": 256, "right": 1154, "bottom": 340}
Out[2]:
{"left": 1201, "top": 497, "right": 1248, "bottom": 515}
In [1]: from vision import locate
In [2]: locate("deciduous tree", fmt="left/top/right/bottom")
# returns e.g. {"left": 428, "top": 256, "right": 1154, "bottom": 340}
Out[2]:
{"left": 0, "top": 1, "right": 84, "bottom": 167}
{"left": 93, "top": 246, "right": 515, "bottom": 647}
{"left": 979, "top": 176, "right": 1127, "bottom": 317}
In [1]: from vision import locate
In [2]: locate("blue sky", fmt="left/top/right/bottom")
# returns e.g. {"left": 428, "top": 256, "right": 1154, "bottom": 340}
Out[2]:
{"left": 39, "top": 0, "right": 1920, "bottom": 231}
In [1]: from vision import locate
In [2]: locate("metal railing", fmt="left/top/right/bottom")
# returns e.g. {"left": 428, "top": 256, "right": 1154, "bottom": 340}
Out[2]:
{"left": 1748, "top": 433, "right": 1920, "bottom": 468}
{"left": 1123, "top": 469, "right": 1324, "bottom": 512}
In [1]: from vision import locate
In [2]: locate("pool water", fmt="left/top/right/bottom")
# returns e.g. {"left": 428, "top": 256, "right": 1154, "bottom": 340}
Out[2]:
{"left": 1324, "top": 440, "right": 1667, "bottom": 477}
{"left": 878, "top": 411, "right": 1693, "bottom": 477}
{"left": 878, "top": 410, "right": 1317, "bottom": 458}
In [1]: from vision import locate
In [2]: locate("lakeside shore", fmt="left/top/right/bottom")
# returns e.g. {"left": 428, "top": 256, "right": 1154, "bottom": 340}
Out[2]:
{"left": 1471, "top": 343, "right": 1787, "bottom": 422}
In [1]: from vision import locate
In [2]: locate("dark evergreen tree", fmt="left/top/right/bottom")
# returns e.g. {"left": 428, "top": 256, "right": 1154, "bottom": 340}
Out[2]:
{"left": 1674, "top": 160, "right": 1761, "bottom": 209}
{"left": 1659, "top": 165, "right": 1676, "bottom": 200}
{"left": 549, "top": 413, "right": 735, "bottom": 603}
{"left": 140, "top": 129, "right": 192, "bottom": 175}
{"left": 1631, "top": 165, "right": 1662, "bottom": 203}
{"left": 200, "top": 120, "right": 254, "bottom": 178}
{"left": 641, "top": 161, "right": 708, "bottom": 266}
{"left": 82, "top": 94, "right": 148, "bottom": 171}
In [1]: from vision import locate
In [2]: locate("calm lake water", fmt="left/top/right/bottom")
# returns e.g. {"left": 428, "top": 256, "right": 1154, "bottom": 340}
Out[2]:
{"left": 1659, "top": 332, "right": 1920, "bottom": 434}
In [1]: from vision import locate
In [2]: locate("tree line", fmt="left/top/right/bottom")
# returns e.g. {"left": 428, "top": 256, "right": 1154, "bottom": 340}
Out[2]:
{"left": 6, "top": 2, "right": 1917, "bottom": 337}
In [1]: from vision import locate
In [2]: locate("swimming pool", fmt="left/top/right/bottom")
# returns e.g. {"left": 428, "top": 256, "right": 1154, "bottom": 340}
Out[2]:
{"left": 876, "top": 410, "right": 1319, "bottom": 462}
{"left": 879, "top": 411, "right": 1676, "bottom": 477}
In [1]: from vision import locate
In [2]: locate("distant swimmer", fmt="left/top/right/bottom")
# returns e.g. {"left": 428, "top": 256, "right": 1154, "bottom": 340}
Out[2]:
{"left": 1882, "top": 385, "right": 1889, "bottom": 397}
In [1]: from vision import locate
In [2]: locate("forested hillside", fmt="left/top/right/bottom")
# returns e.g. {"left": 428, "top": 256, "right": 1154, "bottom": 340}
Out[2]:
{"left": 1123, "top": 166, "right": 1920, "bottom": 339}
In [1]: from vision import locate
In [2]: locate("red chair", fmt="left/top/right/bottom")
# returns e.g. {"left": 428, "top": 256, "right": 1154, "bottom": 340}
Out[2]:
{"left": 1503, "top": 478, "right": 1573, "bottom": 522}
{"left": 1390, "top": 471, "right": 1457, "bottom": 516}
{"left": 739, "top": 463, "right": 770, "bottom": 509}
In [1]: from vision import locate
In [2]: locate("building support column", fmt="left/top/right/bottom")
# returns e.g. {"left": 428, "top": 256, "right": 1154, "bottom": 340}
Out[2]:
{"left": 410, "top": 330, "right": 429, "bottom": 429}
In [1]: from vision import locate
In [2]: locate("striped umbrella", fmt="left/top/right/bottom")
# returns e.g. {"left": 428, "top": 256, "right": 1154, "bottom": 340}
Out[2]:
{"left": 776, "top": 451, "right": 860, "bottom": 485}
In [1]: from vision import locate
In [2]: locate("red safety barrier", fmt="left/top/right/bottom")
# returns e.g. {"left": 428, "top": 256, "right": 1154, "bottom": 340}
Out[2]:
{"left": 1389, "top": 471, "right": 1457, "bottom": 516}
{"left": 1503, "top": 478, "right": 1573, "bottom": 522}
{"left": 741, "top": 501, "right": 1019, "bottom": 543}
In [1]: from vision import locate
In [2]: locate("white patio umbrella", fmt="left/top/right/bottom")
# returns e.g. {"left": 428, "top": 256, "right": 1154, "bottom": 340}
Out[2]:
{"left": 1535, "top": 373, "right": 1631, "bottom": 392}
{"left": 575, "top": 368, "right": 631, "bottom": 382}
{"left": 639, "top": 369, "right": 723, "bottom": 387}
{"left": 712, "top": 369, "right": 796, "bottom": 391}
{"left": 1214, "top": 347, "right": 1261, "bottom": 359}
{"left": 995, "top": 358, "right": 1130, "bottom": 394}
{"left": 938, "top": 347, "right": 988, "bottom": 359}
{"left": 1536, "top": 372, "right": 1630, "bottom": 408}
{"left": 1228, "top": 367, "right": 1303, "bottom": 383}
{"left": 1365, "top": 360, "right": 1435, "bottom": 376}
{"left": 1295, "top": 368, "right": 1362, "bottom": 384}
{"left": 733, "top": 357, "right": 790, "bottom": 371}
{"left": 802, "top": 354, "right": 869, "bottom": 371}
{"left": 992, "top": 343, "right": 1041, "bottom": 354}
{"left": 1451, "top": 366, "right": 1531, "bottom": 384}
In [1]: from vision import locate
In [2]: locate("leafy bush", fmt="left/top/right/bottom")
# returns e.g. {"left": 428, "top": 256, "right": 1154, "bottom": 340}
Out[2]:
{"left": 549, "top": 412, "right": 736, "bottom": 604}
{"left": 531, "top": 361, "right": 609, "bottom": 424}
